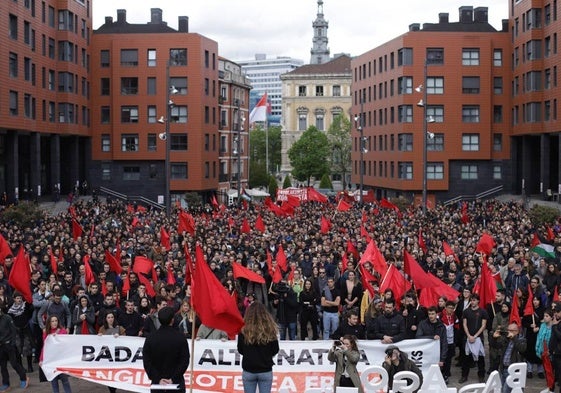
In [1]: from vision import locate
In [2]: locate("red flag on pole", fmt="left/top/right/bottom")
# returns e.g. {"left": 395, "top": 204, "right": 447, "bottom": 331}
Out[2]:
{"left": 192, "top": 245, "right": 244, "bottom": 337}
{"left": 183, "top": 245, "right": 193, "bottom": 286}
{"left": 341, "top": 251, "right": 348, "bottom": 273}
{"left": 542, "top": 340, "right": 555, "bottom": 389}
{"left": 8, "top": 246, "right": 32, "bottom": 303}
{"left": 510, "top": 293, "right": 521, "bottom": 326}
{"left": 346, "top": 239, "right": 359, "bottom": 260}
{"left": 360, "top": 225, "right": 372, "bottom": 243}
{"left": 442, "top": 241, "right": 459, "bottom": 263}
{"left": 276, "top": 244, "right": 288, "bottom": 272}
{"left": 358, "top": 263, "right": 377, "bottom": 299}
{"left": 255, "top": 215, "right": 266, "bottom": 233}
{"left": 105, "top": 250, "right": 123, "bottom": 275}
{"left": 336, "top": 199, "right": 352, "bottom": 212}
{"left": 547, "top": 226, "right": 555, "bottom": 241}
{"left": 83, "top": 255, "right": 96, "bottom": 285}
{"left": 72, "top": 219, "right": 83, "bottom": 240}
{"left": 553, "top": 285, "right": 560, "bottom": 302}
{"left": 0, "top": 233, "right": 11, "bottom": 264}
{"left": 379, "top": 264, "right": 411, "bottom": 303}
{"left": 320, "top": 216, "right": 331, "bottom": 234}
{"left": 232, "top": 262, "right": 265, "bottom": 284}
{"left": 160, "top": 226, "right": 170, "bottom": 250}
{"left": 418, "top": 229, "right": 427, "bottom": 253}
{"left": 211, "top": 195, "right": 219, "bottom": 209}
{"left": 49, "top": 249, "right": 58, "bottom": 275}
{"left": 177, "top": 211, "right": 196, "bottom": 235}
{"left": 476, "top": 233, "right": 496, "bottom": 256}
{"left": 523, "top": 284, "right": 535, "bottom": 316}
{"left": 241, "top": 218, "right": 251, "bottom": 234}
{"left": 166, "top": 264, "right": 176, "bottom": 285}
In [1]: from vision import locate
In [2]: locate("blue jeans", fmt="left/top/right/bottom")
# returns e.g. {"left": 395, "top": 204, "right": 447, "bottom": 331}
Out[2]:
{"left": 501, "top": 368, "right": 512, "bottom": 393}
{"left": 323, "top": 311, "right": 339, "bottom": 340}
{"left": 242, "top": 370, "right": 273, "bottom": 393}
{"left": 51, "top": 374, "right": 72, "bottom": 393}
{"left": 279, "top": 322, "right": 296, "bottom": 340}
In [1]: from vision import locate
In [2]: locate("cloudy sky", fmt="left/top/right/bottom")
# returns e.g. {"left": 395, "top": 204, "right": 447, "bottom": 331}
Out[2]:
{"left": 93, "top": 1, "right": 509, "bottom": 62}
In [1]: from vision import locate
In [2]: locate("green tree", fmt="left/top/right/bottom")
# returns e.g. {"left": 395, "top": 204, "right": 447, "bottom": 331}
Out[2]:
{"left": 1, "top": 201, "right": 46, "bottom": 227}
{"left": 327, "top": 114, "right": 352, "bottom": 190}
{"left": 249, "top": 161, "right": 269, "bottom": 188}
{"left": 319, "top": 173, "right": 333, "bottom": 189}
{"left": 282, "top": 175, "right": 292, "bottom": 188}
{"left": 288, "top": 126, "right": 330, "bottom": 186}
{"left": 249, "top": 125, "right": 282, "bottom": 174}
{"left": 268, "top": 175, "right": 278, "bottom": 199}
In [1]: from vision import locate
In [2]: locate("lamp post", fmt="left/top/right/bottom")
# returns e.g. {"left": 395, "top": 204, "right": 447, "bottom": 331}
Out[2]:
{"left": 235, "top": 99, "right": 244, "bottom": 206}
{"left": 354, "top": 96, "right": 365, "bottom": 204}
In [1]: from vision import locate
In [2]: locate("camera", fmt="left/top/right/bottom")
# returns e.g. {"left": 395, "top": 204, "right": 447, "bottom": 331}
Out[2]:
{"left": 334, "top": 340, "right": 342, "bottom": 347}
{"left": 275, "top": 282, "right": 289, "bottom": 294}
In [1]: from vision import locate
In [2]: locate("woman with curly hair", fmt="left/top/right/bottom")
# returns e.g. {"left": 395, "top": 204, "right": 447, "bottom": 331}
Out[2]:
{"left": 237, "top": 302, "right": 279, "bottom": 393}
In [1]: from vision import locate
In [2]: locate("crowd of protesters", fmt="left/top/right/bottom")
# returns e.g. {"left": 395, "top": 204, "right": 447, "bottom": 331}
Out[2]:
{"left": 0, "top": 193, "right": 561, "bottom": 392}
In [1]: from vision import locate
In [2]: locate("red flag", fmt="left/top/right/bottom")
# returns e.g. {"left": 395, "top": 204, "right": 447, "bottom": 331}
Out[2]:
{"left": 542, "top": 340, "right": 555, "bottom": 389}
{"left": 271, "top": 267, "right": 283, "bottom": 284}
{"left": 358, "top": 263, "right": 377, "bottom": 298}
{"left": 121, "top": 269, "right": 130, "bottom": 296}
{"left": 276, "top": 244, "right": 288, "bottom": 272}
{"left": 286, "top": 194, "right": 301, "bottom": 208}
{"left": 241, "top": 218, "right": 251, "bottom": 234}
{"left": 475, "top": 261, "right": 497, "bottom": 308}
{"left": 346, "top": 239, "right": 359, "bottom": 260}
{"left": 255, "top": 215, "right": 266, "bottom": 233}
{"left": 306, "top": 187, "right": 328, "bottom": 203}
{"left": 166, "top": 264, "right": 176, "bottom": 285}
{"left": 320, "top": 216, "right": 331, "bottom": 234}
{"left": 211, "top": 195, "right": 219, "bottom": 208}
{"left": 0, "top": 233, "right": 11, "bottom": 264}
{"left": 442, "top": 241, "right": 459, "bottom": 263}
{"left": 72, "top": 219, "right": 83, "bottom": 240}
{"left": 131, "top": 216, "right": 140, "bottom": 228}
{"left": 105, "top": 250, "right": 123, "bottom": 275}
{"left": 403, "top": 251, "right": 432, "bottom": 288}
{"left": 531, "top": 232, "right": 541, "bottom": 248}
{"left": 547, "top": 226, "right": 555, "bottom": 241}
{"left": 553, "top": 285, "right": 560, "bottom": 302}
{"left": 192, "top": 245, "right": 244, "bottom": 337}
{"left": 178, "top": 211, "right": 196, "bottom": 235}
{"left": 510, "top": 293, "right": 521, "bottom": 326}
{"left": 83, "top": 255, "right": 96, "bottom": 285}
{"left": 8, "top": 246, "right": 32, "bottom": 303}
{"left": 228, "top": 216, "right": 235, "bottom": 229}
{"left": 137, "top": 205, "right": 147, "bottom": 213}
{"left": 336, "top": 199, "right": 352, "bottom": 212}
{"left": 133, "top": 256, "right": 154, "bottom": 276}
{"left": 379, "top": 264, "right": 411, "bottom": 303}
{"left": 380, "top": 198, "right": 398, "bottom": 212}
{"left": 360, "top": 225, "right": 372, "bottom": 243}
{"left": 360, "top": 240, "right": 388, "bottom": 277}
{"left": 232, "top": 262, "right": 265, "bottom": 284}
{"left": 524, "top": 284, "right": 534, "bottom": 316}
{"left": 476, "top": 233, "right": 496, "bottom": 256}
{"left": 266, "top": 251, "right": 274, "bottom": 278}
{"left": 418, "top": 229, "right": 427, "bottom": 253}
{"left": 101, "top": 280, "right": 108, "bottom": 296}
{"left": 136, "top": 272, "right": 156, "bottom": 298}
{"left": 341, "top": 251, "right": 349, "bottom": 273}
{"left": 81, "top": 320, "right": 90, "bottom": 335}
{"left": 280, "top": 202, "right": 295, "bottom": 216}
{"left": 49, "top": 249, "right": 58, "bottom": 275}
{"left": 126, "top": 204, "right": 135, "bottom": 213}
{"left": 160, "top": 226, "right": 170, "bottom": 250}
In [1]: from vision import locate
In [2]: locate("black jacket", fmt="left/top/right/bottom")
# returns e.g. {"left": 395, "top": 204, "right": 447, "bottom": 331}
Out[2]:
{"left": 550, "top": 323, "right": 561, "bottom": 356}
{"left": 416, "top": 318, "right": 447, "bottom": 362}
{"left": 368, "top": 311, "right": 405, "bottom": 342}
{"left": 237, "top": 333, "right": 279, "bottom": 373}
{"left": 142, "top": 324, "right": 190, "bottom": 393}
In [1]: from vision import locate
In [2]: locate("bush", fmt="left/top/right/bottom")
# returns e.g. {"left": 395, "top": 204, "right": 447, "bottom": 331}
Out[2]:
{"left": 529, "top": 204, "right": 560, "bottom": 227}
{"left": 0, "top": 201, "right": 46, "bottom": 228}
{"left": 183, "top": 192, "right": 202, "bottom": 210}
{"left": 269, "top": 176, "right": 279, "bottom": 200}
{"left": 282, "top": 175, "right": 292, "bottom": 189}
{"left": 319, "top": 173, "right": 333, "bottom": 189}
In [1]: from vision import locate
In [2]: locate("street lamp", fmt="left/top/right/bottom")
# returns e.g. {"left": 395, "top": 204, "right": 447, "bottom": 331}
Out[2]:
{"left": 354, "top": 96, "right": 366, "bottom": 204}
{"left": 234, "top": 99, "right": 245, "bottom": 206}
{"left": 415, "top": 61, "right": 435, "bottom": 215}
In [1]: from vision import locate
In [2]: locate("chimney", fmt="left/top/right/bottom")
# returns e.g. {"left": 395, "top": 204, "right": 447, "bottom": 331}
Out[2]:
{"left": 439, "top": 13, "right": 449, "bottom": 24}
{"left": 104, "top": 16, "right": 113, "bottom": 25}
{"left": 474, "top": 7, "right": 488, "bottom": 23}
{"left": 178, "top": 16, "right": 189, "bottom": 32}
{"left": 117, "top": 9, "right": 126, "bottom": 24}
{"left": 409, "top": 23, "right": 420, "bottom": 31}
{"left": 150, "top": 8, "right": 163, "bottom": 24}
{"left": 459, "top": 6, "right": 473, "bottom": 23}
{"left": 502, "top": 19, "right": 509, "bottom": 32}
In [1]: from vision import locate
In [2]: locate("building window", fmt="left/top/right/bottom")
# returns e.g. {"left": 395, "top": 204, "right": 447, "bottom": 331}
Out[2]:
{"left": 493, "top": 77, "right": 503, "bottom": 94}
{"left": 101, "top": 134, "right": 110, "bottom": 152}
{"left": 524, "top": 102, "right": 542, "bottom": 122}
{"left": 315, "top": 86, "right": 324, "bottom": 96}
{"left": 121, "top": 134, "right": 139, "bottom": 152}
{"left": 58, "top": 103, "right": 74, "bottom": 123}
{"left": 170, "top": 77, "right": 187, "bottom": 95}
{"left": 101, "top": 78, "right": 110, "bottom": 95}
{"left": 526, "top": 8, "right": 542, "bottom": 29}
{"left": 123, "top": 167, "right": 140, "bottom": 181}
{"left": 526, "top": 40, "right": 542, "bottom": 60}
{"left": 461, "top": 165, "right": 478, "bottom": 180}
{"left": 493, "top": 49, "right": 503, "bottom": 66}
{"left": 493, "top": 133, "right": 502, "bottom": 151}
{"left": 121, "top": 106, "right": 138, "bottom": 123}
{"left": 101, "top": 106, "right": 110, "bottom": 124}
{"left": 398, "top": 162, "right": 413, "bottom": 179}
{"left": 297, "top": 86, "right": 307, "bottom": 97}
{"left": 398, "top": 48, "right": 413, "bottom": 66}
{"left": 23, "top": 94, "right": 34, "bottom": 119}
{"left": 462, "top": 48, "right": 480, "bottom": 65}
{"left": 426, "top": 106, "right": 444, "bottom": 122}
{"left": 462, "top": 77, "right": 480, "bottom": 94}
{"left": 48, "top": 6, "right": 55, "bottom": 27}
{"left": 298, "top": 113, "right": 307, "bottom": 131}
{"left": 426, "top": 133, "right": 444, "bottom": 151}
{"left": 426, "top": 48, "right": 444, "bottom": 65}
{"left": 121, "top": 77, "right": 138, "bottom": 95}
{"left": 147, "top": 134, "right": 157, "bottom": 151}
{"left": 398, "top": 134, "right": 413, "bottom": 151}
{"left": 9, "top": 14, "right": 18, "bottom": 40}
{"left": 545, "top": 100, "right": 552, "bottom": 120}
{"left": 427, "top": 163, "right": 444, "bottom": 180}
{"left": 462, "top": 134, "right": 480, "bottom": 151}
{"left": 546, "top": 4, "right": 552, "bottom": 25}
{"left": 315, "top": 109, "right": 325, "bottom": 130}
{"left": 332, "top": 85, "right": 341, "bottom": 96}
{"left": 58, "top": 41, "right": 73, "bottom": 62}
{"left": 462, "top": 105, "right": 480, "bottom": 122}
{"left": 171, "top": 163, "right": 187, "bottom": 179}
{"left": 24, "top": 21, "right": 31, "bottom": 45}
{"left": 494, "top": 106, "right": 503, "bottom": 123}
{"left": 48, "top": 38, "right": 55, "bottom": 59}
{"left": 170, "top": 134, "right": 188, "bottom": 151}
{"left": 398, "top": 77, "right": 413, "bottom": 94}
{"left": 101, "top": 164, "right": 111, "bottom": 180}
{"left": 120, "top": 49, "right": 138, "bottom": 66}
{"left": 147, "top": 49, "right": 156, "bottom": 67}
{"left": 100, "top": 50, "right": 110, "bottom": 67}
{"left": 493, "top": 165, "right": 502, "bottom": 180}
{"left": 58, "top": 72, "right": 74, "bottom": 92}
{"left": 525, "top": 71, "right": 542, "bottom": 91}
{"left": 545, "top": 68, "right": 552, "bottom": 89}
{"left": 9, "top": 53, "right": 18, "bottom": 78}
{"left": 426, "top": 77, "right": 444, "bottom": 94}
{"left": 9, "top": 91, "right": 18, "bottom": 116}
{"left": 170, "top": 106, "right": 187, "bottom": 123}
{"left": 170, "top": 48, "right": 187, "bottom": 66}
{"left": 58, "top": 10, "right": 75, "bottom": 31}
{"left": 398, "top": 105, "right": 413, "bottom": 123}
{"left": 48, "top": 101, "right": 55, "bottom": 122}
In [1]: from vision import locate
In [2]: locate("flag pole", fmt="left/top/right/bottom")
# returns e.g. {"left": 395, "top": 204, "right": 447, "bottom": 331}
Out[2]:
{"left": 265, "top": 92, "right": 269, "bottom": 175}
{"left": 189, "top": 310, "right": 196, "bottom": 393}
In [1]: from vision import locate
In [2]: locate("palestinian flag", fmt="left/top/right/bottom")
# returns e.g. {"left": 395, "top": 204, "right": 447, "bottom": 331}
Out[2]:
{"left": 531, "top": 233, "right": 555, "bottom": 258}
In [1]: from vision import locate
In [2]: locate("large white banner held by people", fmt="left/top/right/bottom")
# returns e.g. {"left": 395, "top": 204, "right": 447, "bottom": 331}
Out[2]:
{"left": 41, "top": 335, "right": 439, "bottom": 393}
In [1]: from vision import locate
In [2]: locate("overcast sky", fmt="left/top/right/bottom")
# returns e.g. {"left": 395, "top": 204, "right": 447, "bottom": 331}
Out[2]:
{"left": 93, "top": 1, "right": 509, "bottom": 63}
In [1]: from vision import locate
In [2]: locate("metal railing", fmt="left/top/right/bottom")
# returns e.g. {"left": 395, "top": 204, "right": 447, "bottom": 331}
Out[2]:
{"left": 443, "top": 185, "right": 504, "bottom": 206}
{"left": 98, "top": 186, "right": 165, "bottom": 211}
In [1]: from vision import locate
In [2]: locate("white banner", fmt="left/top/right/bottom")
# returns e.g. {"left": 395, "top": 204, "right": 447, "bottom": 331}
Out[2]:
{"left": 276, "top": 188, "right": 309, "bottom": 201}
{"left": 41, "top": 335, "right": 438, "bottom": 393}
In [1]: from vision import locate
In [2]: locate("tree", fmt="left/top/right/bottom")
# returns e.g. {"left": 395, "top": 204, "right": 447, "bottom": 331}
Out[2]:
{"left": 268, "top": 175, "right": 278, "bottom": 199}
{"left": 282, "top": 175, "right": 292, "bottom": 188}
{"left": 249, "top": 161, "right": 269, "bottom": 188}
{"left": 249, "top": 125, "right": 282, "bottom": 174}
{"left": 326, "top": 114, "right": 352, "bottom": 190}
{"left": 288, "top": 126, "right": 330, "bottom": 186}
{"left": 319, "top": 173, "right": 333, "bottom": 189}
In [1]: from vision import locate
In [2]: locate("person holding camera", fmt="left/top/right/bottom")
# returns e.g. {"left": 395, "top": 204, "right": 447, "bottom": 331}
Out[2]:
{"left": 271, "top": 279, "right": 299, "bottom": 340}
{"left": 490, "top": 322, "right": 527, "bottom": 393}
{"left": 382, "top": 345, "right": 423, "bottom": 393}
{"left": 327, "top": 335, "right": 363, "bottom": 393}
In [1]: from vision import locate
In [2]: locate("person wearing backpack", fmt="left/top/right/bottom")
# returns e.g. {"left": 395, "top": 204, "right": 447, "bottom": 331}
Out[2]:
{"left": 37, "top": 290, "right": 71, "bottom": 332}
